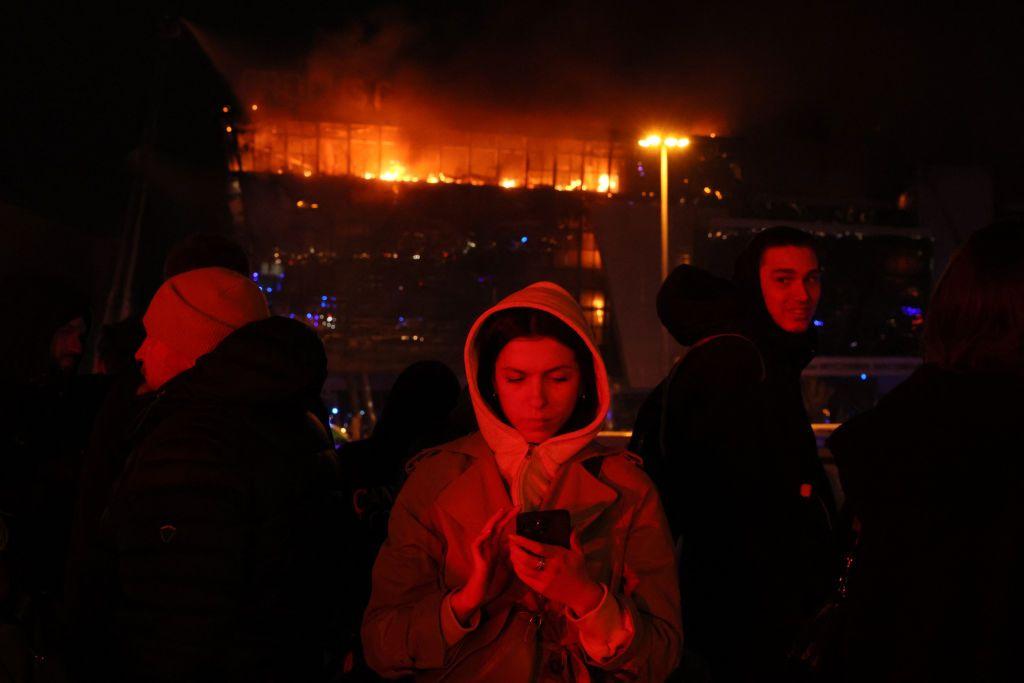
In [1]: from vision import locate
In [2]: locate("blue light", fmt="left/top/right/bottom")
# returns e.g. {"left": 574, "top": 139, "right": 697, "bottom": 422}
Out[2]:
{"left": 812, "top": 319, "right": 825, "bottom": 328}
{"left": 331, "top": 407, "right": 339, "bottom": 415}
{"left": 520, "top": 236, "right": 528, "bottom": 244}
{"left": 305, "top": 313, "right": 312, "bottom": 320}
{"left": 321, "top": 295, "right": 328, "bottom": 301}
{"left": 900, "top": 305, "right": 923, "bottom": 317}
{"left": 859, "top": 373, "right": 868, "bottom": 381}
{"left": 398, "top": 316, "right": 406, "bottom": 323}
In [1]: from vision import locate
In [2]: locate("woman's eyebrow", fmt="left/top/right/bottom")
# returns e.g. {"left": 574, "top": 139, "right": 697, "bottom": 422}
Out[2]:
{"left": 543, "top": 364, "right": 576, "bottom": 373}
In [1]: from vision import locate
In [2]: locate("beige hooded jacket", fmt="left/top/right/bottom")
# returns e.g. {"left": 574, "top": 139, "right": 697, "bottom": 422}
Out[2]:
{"left": 362, "top": 283, "right": 682, "bottom": 682}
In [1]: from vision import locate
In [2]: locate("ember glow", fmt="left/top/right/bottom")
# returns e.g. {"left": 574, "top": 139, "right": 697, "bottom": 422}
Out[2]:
{"left": 233, "top": 118, "right": 627, "bottom": 193}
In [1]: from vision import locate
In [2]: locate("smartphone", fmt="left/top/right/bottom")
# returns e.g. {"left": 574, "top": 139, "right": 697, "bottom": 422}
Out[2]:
{"left": 515, "top": 509, "right": 572, "bottom": 549}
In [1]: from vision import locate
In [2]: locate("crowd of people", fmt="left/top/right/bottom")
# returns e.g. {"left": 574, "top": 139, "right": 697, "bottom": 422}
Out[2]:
{"left": 1, "top": 222, "right": 1021, "bottom": 682}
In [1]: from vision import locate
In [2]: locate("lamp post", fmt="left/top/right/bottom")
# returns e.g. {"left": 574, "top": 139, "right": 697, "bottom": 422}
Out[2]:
{"left": 638, "top": 134, "right": 690, "bottom": 284}
{"left": 638, "top": 133, "right": 690, "bottom": 370}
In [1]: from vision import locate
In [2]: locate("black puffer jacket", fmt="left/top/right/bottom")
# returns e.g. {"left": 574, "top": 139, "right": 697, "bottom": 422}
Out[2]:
{"left": 631, "top": 258, "right": 839, "bottom": 682}
{"left": 90, "top": 317, "right": 344, "bottom": 683}
{"left": 828, "top": 365, "right": 1024, "bottom": 682}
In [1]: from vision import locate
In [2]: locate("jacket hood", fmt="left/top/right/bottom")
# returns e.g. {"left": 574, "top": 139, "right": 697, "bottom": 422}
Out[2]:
{"left": 464, "top": 282, "right": 610, "bottom": 483}
{"left": 656, "top": 265, "right": 745, "bottom": 346}
{"left": 169, "top": 316, "right": 327, "bottom": 409}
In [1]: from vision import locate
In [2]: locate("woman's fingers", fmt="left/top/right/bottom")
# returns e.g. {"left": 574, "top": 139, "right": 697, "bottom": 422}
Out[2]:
{"left": 508, "top": 533, "right": 555, "bottom": 558}
{"left": 496, "top": 506, "right": 520, "bottom": 535}
{"left": 480, "top": 506, "right": 511, "bottom": 538}
{"left": 473, "top": 506, "right": 520, "bottom": 561}
{"left": 569, "top": 529, "right": 584, "bottom": 556}
{"left": 508, "top": 545, "right": 545, "bottom": 576}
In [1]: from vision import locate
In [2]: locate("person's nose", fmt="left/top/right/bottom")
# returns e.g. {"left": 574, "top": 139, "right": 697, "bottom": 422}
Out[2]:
{"left": 527, "top": 377, "right": 547, "bottom": 409}
{"left": 135, "top": 337, "right": 150, "bottom": 362}
{"left": 794, "top": 280, "right": 811, "bottom": 303}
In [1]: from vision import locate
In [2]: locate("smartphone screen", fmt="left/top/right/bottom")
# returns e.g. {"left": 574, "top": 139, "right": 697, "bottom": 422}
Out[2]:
{"left": 515, "top": 509, "right": 571, "bottom": 548}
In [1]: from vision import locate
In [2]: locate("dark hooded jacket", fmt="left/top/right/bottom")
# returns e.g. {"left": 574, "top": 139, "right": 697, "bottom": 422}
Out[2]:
{"left": 86, "top": 317, "right": 343, "bottom": 683}
{"left": 828, "top": 364, "right": 1024, "bottom": 682}
{"left": 630, "top": 252, "right": 839, "bottom": 681}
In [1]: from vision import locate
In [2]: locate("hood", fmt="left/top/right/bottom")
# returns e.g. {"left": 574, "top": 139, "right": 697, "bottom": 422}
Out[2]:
{"left": 464, "top": 282, "right": 611, "bottom": 484}
{"left": 732, "top": 229, "right": 817, "bottom": 370}
{"left": 656, "top": 265, "right": 745, "bottom": 346}
{"left": 169, "top": 316, "right": 327, "bottom": 409}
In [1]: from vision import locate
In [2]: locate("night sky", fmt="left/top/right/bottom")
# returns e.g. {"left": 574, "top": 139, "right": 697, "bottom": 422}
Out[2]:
{"left": 6, "top": 1, "right": 1024, "bottom": 207}
{"left": 3, "top": 0, "right": 1023, "bottom": 258}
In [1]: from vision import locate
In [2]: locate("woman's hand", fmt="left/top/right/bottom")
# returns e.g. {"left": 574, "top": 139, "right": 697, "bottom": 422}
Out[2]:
{"left": 449, "top": 506, "right": 518, "bottom": 625}
{"left": 508, "top": 530, "right": 604, "bottom": 617}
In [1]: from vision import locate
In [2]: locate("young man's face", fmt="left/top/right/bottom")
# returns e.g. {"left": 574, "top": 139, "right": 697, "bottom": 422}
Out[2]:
{"left": 759, "top": 245, "right": 822, "bottom": 333}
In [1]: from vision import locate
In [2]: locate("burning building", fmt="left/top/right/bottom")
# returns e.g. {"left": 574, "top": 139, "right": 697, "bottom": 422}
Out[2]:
{"left": 220, "top": 68, "right": 928, "bottom": 436}
{"left": 229, "top": 69, "right": 632, "bottom": 193}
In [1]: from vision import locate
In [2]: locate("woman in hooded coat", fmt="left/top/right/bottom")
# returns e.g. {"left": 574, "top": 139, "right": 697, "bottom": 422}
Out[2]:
{"left": 362, "top": 282, "right": 682, "bottom": 682}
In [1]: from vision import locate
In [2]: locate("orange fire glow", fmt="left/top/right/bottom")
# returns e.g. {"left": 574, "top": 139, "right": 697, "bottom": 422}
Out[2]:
{"left": 233, "top": 119, "right": 626, "bottom": 194}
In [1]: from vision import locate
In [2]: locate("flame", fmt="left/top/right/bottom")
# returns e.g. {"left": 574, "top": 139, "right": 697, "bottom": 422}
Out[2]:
{"left": 597, "top": 174, "right": 619, "bottom": 192}
{"left": 237, "top": 120, "right": 628, "bottom": 194}
{"left": 380, "top": 161, "right": 407, "bottom": 181}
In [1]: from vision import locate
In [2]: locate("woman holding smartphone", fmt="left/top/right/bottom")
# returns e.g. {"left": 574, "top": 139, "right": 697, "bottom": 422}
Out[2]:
{"left": 362, "top": 282, "right": 681, "bottom": 682}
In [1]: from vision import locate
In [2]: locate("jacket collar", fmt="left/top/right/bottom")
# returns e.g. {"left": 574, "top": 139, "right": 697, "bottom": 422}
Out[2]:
{"left": 436, "top": 433, "right": 619, "bottom": 539}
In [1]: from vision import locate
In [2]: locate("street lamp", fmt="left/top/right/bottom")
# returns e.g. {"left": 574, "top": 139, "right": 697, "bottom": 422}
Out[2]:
{"left": 639, "top": 132, "right": 690, "bottom": 370}
{"left": 638, "top": 133, "right": 690, "bottom": 284}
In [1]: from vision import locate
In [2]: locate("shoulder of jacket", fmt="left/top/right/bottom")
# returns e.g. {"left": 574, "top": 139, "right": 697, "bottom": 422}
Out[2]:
{"left": 689, "top": 333, "right": 761, "bottom": 362}
{"left": 403, "top": 444, "right": 477, "bottom": 479}
{"left": 398, "top": 446, "right": 475, "bottom": 508}
{"left": 584, "top": 445, "right": 645, "bottom": 478}
{"left": 404, "top": 446, "right": 447, "bottom": 474}
{"left": 676, "top": 334, "right": 765, "bottom": 386}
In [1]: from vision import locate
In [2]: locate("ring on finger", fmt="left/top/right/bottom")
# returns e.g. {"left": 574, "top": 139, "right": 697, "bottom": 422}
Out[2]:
{"left": 535, "top": 557, "right": 546, "bottom": 571}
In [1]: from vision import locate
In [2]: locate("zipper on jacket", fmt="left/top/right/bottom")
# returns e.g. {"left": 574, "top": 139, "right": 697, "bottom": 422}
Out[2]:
{"left": 512, "top": 445, "right": 535, "bottom": 508}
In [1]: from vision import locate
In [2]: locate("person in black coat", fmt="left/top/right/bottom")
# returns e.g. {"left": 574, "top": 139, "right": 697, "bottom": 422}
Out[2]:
{"left": 827, "top": 221, "right": 1024, "bottom": 682}
{"left": 631, "top": 226, "right": 840, "bottom": 682}
{"left": 80, "top": 267, "right": 345, "bottom": 683}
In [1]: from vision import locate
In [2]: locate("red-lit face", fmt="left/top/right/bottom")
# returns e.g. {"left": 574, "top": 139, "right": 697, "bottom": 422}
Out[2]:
{"left": 135, "top": 336, "right": 194, "bottom": 392}
{"left": 759, "top": 246, "right": 822, "bottom": 333}
{"left": 494, "top": 336, "right": 582, "bottom": 444}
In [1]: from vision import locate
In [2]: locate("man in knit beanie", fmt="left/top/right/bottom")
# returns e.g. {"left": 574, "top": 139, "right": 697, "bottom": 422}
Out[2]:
{"left": 135, "top": 266, "right": 269, "bottom": 392}
{"left": 75, "top": 267, "right": 346, "bottom": 683}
